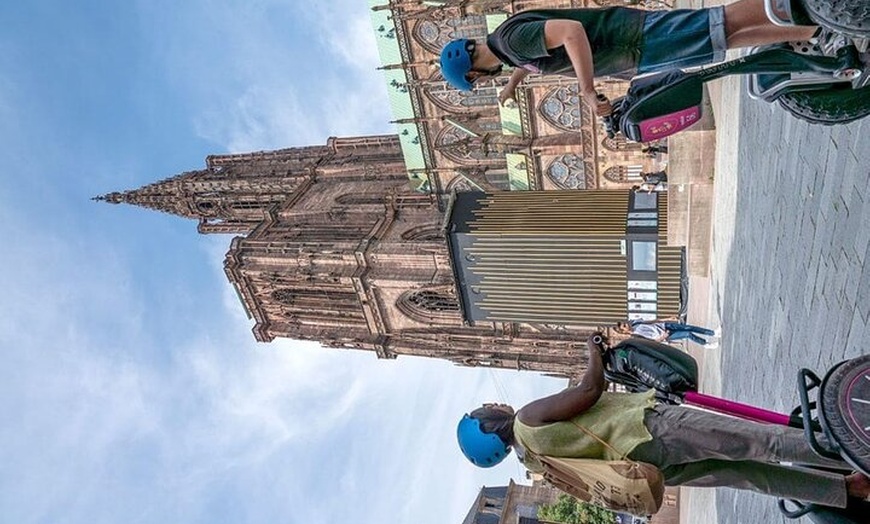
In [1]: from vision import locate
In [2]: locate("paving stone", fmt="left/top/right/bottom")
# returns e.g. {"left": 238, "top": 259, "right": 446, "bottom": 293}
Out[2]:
{"left": 706, "top": 90, "right": 869, "bottom": 524}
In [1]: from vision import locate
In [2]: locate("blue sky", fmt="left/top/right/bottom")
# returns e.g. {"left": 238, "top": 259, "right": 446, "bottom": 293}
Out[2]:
{"left": 0, "top": 1, "right": 563, "bottom": 523}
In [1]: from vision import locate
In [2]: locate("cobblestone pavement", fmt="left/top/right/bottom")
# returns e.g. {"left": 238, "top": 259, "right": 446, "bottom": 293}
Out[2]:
{"left": 709, "top": 85, "right": 870, "bottom": 522}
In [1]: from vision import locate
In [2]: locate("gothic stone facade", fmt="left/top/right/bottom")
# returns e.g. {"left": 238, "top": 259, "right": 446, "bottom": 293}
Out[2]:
{"left": 99, "top": 0, "right": 678, "bottom": 378}
{"left": 372, "top": 0, "right": 661, "bottom": 195}
{"left": 460, "top": 482, "right": 559, "bottom": 524}
{"left": 460, "top": 481, "right": 680, "bottom": 524}
{"left": 99, "top": 136, "right": 593, "bottom": 377}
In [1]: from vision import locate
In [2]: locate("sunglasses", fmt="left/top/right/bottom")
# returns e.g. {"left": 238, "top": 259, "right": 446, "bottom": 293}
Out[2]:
{"left": 464, "top": 40, "right": 477, "bottom": 83}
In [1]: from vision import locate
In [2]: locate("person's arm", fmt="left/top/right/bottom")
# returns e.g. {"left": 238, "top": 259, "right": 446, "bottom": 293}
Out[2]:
{"left": 517, "top": 334, "right": 606, "bottom": 426}
{"left": 499, "top": 68, "right": 530, "bottom": 106}
{"left": 631, "top": 318, "right": 668, "bottom": 325}
{"left": 644, "top": 316, "right": 676, "bottom": 323}
{"left": 543, "top": 19, "right": 611, "bottom": 116}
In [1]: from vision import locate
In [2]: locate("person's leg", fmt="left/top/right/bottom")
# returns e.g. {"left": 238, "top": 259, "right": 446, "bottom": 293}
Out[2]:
{"left": 629, "top": 405, "right": 849, "bottom": 470}
{"left": 664, "top": 322, "right": 715, "bottom": 336}
{"left": 687, "top": 332, "right": 708, "bottom": 345}
{"left": 629, "top": 407, "right": 859, "bottom": 506}
{"left": 723, "top": 0, "right": 817, "bottom": 48}
{"left": 660, "top": 459, "right": 848, "bottom": 507}
{"left": 667, "top": 331, "right": 710, "bottom": 345}
{"left": 638, "top": 8, "right": 728, "bottom": 72}
{"left": 685, "top": 323, "right": 715, "bottom": 336}
{"left": 666, "top": 330, "right": 691, "bottom": 342}
{"left": 669, "top": 331, "right": 708, "bottom": 344}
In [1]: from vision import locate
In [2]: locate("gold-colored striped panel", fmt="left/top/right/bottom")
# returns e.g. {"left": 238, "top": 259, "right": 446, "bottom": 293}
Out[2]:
{"left": 456, "top": 190, "right": 682, "bottom": 325}
{"left": 469, "top": 191, "right": 630, "bottom": 235}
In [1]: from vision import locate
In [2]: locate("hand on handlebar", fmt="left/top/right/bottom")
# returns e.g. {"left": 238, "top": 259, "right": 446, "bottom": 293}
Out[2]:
{"left": 587, "top": 332, "right": 609, "bottom": 355}
{"left": 599, "top": 95, "right": 624, "bottom": 139}
{"left": 583, "top": 90, "right": 613, "bottom": 117}
{"left": 499, "top": 86, "right": 517, "bottom": 108}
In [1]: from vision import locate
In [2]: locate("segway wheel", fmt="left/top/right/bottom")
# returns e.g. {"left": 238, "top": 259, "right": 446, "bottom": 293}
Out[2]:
{"left": 777, "top": 84, "right": 870, "bottom": 125}
{"left": 818, "top": 355, "right": 870, "bottom": 476}
{"left": 800, "top": 0, "right": 870, "bottom": 39}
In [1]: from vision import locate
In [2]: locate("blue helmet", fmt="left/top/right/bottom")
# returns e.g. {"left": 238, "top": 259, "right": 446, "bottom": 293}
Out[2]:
{"left": 457, "top": 414, "right": 511, "bottom": 468}
{"left": 440, "top": 39, "right": 475, "bottom": 91}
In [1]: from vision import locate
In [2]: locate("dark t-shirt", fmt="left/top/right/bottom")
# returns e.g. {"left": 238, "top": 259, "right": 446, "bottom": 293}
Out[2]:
{"left": 486, "top": 8, "right": 646, "bottom": 80}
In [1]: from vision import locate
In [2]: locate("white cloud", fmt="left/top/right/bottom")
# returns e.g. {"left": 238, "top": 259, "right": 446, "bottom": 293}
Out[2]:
{"left": 137, "top": 0, "right": 393, "bottom": 153}
{"left": 295, "top": 0, "right": 383, "bottom": 68}
{"left": 194, "top": 84, "right": 322, "bottom": 153}
{"left": 0, "top": 2, "right": 567, "bottom": 522}
{"left": 0, "top": 216, "right": 563, "bottom": 524}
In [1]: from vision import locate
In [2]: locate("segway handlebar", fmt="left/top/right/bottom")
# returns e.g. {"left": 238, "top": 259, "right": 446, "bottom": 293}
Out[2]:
{"left": 600, "top": 96, "right": 625, "bottom": 140}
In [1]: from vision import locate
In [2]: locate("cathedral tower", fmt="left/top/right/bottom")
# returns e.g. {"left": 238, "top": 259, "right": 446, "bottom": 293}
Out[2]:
{"left": 99, "top": 135, "right": 592, "bottom": 377}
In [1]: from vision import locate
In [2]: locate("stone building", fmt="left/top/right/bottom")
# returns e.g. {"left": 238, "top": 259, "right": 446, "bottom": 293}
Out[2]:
{"left": 97, "top": 2, "right": 684, "bottom": 516}
{"left": 98, "top": 136, "right": 600, "bottom": 377}
{"left": 460, "top": 482, "right": 680, "bottom": 524}
{"left": 365, "top": 0, "right": 685, "bottom": 327}
{"left": 369, "top": 0, "right": 664, "bottom": 196}
{"left": 460, "top": 482, "right": 559, "bottom": 524}
{"left": 97, "top": 0, "right": 685, "bottom": 378}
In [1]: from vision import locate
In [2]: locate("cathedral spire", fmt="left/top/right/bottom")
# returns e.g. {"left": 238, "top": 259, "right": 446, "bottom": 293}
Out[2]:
{"left": 91, "top": 192, "right": 126, "bottom": 204}
{"left": 92, "top": 171, "right": 205, "bottom": 219}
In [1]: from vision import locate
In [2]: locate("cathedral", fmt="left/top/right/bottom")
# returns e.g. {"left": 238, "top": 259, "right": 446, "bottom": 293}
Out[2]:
{"left": 370, "top": 0, "right": 661, "bottom": 196}
{"left": 97, "top": 0, "right": 683, "bottom": 379}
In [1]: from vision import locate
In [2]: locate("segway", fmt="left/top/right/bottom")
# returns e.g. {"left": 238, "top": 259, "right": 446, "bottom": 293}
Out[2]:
{"left": 600, "top": 0, "right": 869, "bottom": 142}
{"left": 599, "top": 336, "right": 870, "bottom": 523}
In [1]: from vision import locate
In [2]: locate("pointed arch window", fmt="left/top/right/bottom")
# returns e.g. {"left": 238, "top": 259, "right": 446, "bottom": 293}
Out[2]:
{"left": 196, "top": 201, "right": 217, "bottom": 216}
{"left": 546, "top": 154, "right": 590, "bottom": 189}
{"left": 413, "top": 16, "right": 487, "bottom": 55}
{"left": 397, "top": 289, "right": 460, "bottom": 324}
{"left": 407, "top": 290, "right": 458, "bottom": 312}
{"left": 436, "top": 126, "right": 502, "bottom": 165}
{"left": 426, "top": 81, "right": 497, "bottom": 111}
{"left": 601, "top": 135, "right": 643, "bottom": 152}
{"left": 272, "top": 289, "right": 296, "bottom": 306}
{"left": 540, "top": 85, "right": 582, "bottom": 131}
{"left": 447, "top": 174, "right": 481, "bottom": 193}
{"left": 603, "top": 165, "right": 645, "bottom": 182}
{"left": 401, "top": 225, "right": 444, "bottom": 242}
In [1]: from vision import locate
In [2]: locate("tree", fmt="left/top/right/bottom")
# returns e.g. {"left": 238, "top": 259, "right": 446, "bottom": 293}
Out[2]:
{"left": 537, "top": 494, "right": 617, "bottom": 524}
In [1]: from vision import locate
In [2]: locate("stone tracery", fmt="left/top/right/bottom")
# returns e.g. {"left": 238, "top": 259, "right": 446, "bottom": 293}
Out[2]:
{"left": 546, "top": 154, "right": 588, "bottom": 189}
{"left": 540, "top": 85, "right": 583, "bottom": 131}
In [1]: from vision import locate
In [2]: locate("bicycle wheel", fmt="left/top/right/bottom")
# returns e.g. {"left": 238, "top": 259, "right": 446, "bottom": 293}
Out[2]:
{"left": 800, "top": 0, "right": 870, "bottom": 39}
{"left": 818, "top": 355, "right": 870, "bottom": 475}
{"left": 777, "top": 84, "right": 870, "bottom": 125}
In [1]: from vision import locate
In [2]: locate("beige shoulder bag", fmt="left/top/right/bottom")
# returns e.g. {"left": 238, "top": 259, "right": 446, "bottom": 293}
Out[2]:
{"left": 529, "top": 420, "right": 664, "bottom": 516}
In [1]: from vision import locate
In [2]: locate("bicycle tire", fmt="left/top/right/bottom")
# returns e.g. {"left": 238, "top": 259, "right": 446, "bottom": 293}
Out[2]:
{"left": 777, "top": 84, "right": 870, "bottom": 125}
{"left": 819, "top": 355, "right": 870, "bottom": 475}
{"left": 800, "top": 0, "right": 870, "bottom": 39}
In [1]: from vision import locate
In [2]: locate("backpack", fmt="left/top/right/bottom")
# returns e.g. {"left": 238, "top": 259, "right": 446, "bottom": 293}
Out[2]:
{"left": 604, "top": 337, "right": 699, "bottom": 399}
{"left": 616, "top": 69, "right": 705, "bottom": 142}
